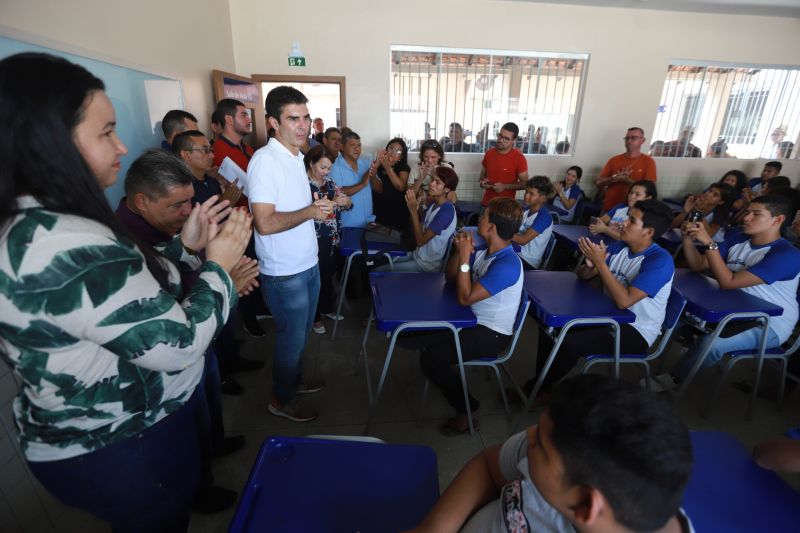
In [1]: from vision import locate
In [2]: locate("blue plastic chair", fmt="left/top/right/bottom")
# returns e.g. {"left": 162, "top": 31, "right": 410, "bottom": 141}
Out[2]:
{"left": 417, "top": 292, "right": 531, "bottom": 423}
{"left": 580, "top": 287, "right": 687, "bottom": 389}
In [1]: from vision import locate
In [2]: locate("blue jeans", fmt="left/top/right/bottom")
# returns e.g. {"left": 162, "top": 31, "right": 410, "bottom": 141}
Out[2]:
{"left": 673, "top": 326, "right": 782, "bottom": 382}
{"left": 260, "top": 264, "right": 320, "bottom": 403}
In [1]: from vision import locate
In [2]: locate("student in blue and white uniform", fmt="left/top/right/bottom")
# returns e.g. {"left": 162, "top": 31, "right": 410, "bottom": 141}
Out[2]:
{"left": 525, "top": 199, "right": 675, "bottom": 397}
{"left": 746, "top": 160, "right": 782, "bottom": 195}
{"left": 513, "top": 176, "right": 554, "bottom": 270}
{"left": 375, "top": 166, "right": 458, "bottom": 272}
{"left": 398, "top": 197, "right": 524, "bottom": 433}
{"left": 589, "top": 180, "right": 657, "bottom": 240}
{"left": 659, "top": 195, "right": 800, "bottom": 388}
{"left": 669, "top": 182, "right": 735, "bottom": 243}
{"left": 550, "top": 166, "right": 583, "bottom": 222}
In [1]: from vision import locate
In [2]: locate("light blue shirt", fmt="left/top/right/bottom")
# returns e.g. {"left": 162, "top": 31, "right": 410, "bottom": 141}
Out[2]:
{"left": 330, "top": 155, "right": 373, "bottom": 227}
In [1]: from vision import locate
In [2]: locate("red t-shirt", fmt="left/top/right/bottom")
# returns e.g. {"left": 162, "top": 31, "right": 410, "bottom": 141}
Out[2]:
{"left": 599, "top": 153, "right": 657, "bottom": 211}
{"left": 480, "top": 148, "right": 528, "bottom": 206}
{"left": 212, "top": 135, "right": 254, "bottom": 207}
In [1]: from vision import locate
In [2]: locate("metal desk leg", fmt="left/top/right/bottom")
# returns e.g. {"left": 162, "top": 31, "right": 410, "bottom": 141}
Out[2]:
{"left": 747, "top": 317, "right": 771, "bottom": 420}
{"left": 331, "top": 253, "right": 358, "bottom": 340}
{"left": 360, "top": 309, "right": 375, "bottom": 405}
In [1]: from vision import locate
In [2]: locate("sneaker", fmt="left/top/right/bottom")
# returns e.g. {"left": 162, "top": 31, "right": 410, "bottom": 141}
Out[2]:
{"left": 642, "top": 373, "right": 679, "bottom": 393}
{"left": 312, "top": 321, "right": 326, "bottom": 334}
{"left": 268, "top": 397, "right": 318, "bottom": 422}
{"left": 297, "top": 379, "right": 326, "bottom": 394}
{"left": 322, "top": 312, "right": 344, "bottom": 321}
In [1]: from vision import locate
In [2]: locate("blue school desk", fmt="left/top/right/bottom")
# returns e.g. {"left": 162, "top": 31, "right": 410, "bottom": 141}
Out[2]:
{"left": 672, "top": 269, "right": 784, "bottom": 418}
{"left": 683, "top": 431, "right": 800, "bottom": 532}
{"left": 512, "top": 271, "right": 635, "bottom": 433}
{"left": 229, "top": 436, "right": 440, "bottom": 533}
{"left": 362, "top": 272, "right": 478, "bottom": 434}
{"left": 331, "top": 227, "right": 407, "bottom": 339}
{"left": 552, "top": 225, "right": 606, "bottom": 251}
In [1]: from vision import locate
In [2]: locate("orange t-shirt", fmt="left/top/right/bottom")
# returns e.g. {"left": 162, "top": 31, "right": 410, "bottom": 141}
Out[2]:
{"left": 480, "top": 148, "right": 528, "bottom": 206}
{"left": 599, "top": 153, "right": 657, "bottom": 211}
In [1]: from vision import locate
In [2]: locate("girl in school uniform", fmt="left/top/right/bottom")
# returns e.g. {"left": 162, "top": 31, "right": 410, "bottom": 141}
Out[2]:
{"left": 670, "top": 182, "right": 735, "bottom": 243}
{"left": 550, "top": 165, "right": 583, "bottom": 222}
{"left": 589, "top": 180, "right": 657, "bottom": 240}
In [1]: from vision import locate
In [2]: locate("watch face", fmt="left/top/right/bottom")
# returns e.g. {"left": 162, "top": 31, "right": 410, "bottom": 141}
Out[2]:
{"left": 460, "top": 264, "right": 470, "bottom": 272}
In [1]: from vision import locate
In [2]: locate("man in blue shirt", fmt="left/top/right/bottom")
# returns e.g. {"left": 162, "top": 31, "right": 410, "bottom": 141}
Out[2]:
{"left": 330, "top": 131, "right": 376, "bottom": 227}
{"left": 160, "top": 109, "right": 198, "bottom": 150}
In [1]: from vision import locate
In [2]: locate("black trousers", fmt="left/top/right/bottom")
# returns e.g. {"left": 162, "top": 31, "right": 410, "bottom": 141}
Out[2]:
{"left": 533, "top": 323, "right": 648, "bottom": 393}
{"left": 398, "top": 325, "right": 512, "bottom": 413}
{"left": 316, "top": 239, "right": 341, "bottom": 320}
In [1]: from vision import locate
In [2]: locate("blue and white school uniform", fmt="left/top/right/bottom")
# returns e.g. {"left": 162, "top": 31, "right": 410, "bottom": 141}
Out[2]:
{"left": 411, "top": 201, "right": 457, "bottom": 271}
{"left": 552, "top": 183, "right": 582, "bottom": 222}
{"left": 606, "top": 203, "right": 629, "bottom": 226}
{"left": 605, "top": 241, "right": 675, "bottom": 346}
{"left": 516, "top": 206, "right": 553, "bottom": 268}
{"left": 472, "top": 246, "right": 524, "bottom": 335}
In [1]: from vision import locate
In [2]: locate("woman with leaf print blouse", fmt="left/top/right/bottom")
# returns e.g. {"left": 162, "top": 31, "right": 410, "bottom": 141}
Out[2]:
{"left": 0, "top": 53, "right": 251, "bottom": 532}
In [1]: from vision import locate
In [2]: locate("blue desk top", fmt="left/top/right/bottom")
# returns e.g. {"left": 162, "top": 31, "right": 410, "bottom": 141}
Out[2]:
{"left": 230, "top": 436, "right": 440, "bottom": 533}
{"left": 369, "top": 272, "right": 477, "bottom": 332}
{"left": 673, "top": 269, "right": 783, "bottom": 323}
{"left": 552, "top": 225, "right": 606, "bottom": 250}
{"left": 683, "top": 431, "right": 800, "bottom": 532}
{"left": 340, "top": 226, "right": 407, "bottom": 257}
{"left": 523, "top": 271, "right": 635, "bottom": 327}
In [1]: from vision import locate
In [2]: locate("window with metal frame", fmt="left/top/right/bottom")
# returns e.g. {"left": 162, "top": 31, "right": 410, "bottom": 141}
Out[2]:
{"left": 652, "top": 61, "right": 800, "bottom": 160}
{"left": 390, "top": 46, "right": 589, "bottom": 155}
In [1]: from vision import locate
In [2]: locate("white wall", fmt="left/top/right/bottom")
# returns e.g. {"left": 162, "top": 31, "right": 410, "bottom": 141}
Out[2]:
{"left": 1, "top": 0, "right": 237, "bottom": 135}
{"left": 229, "top": 0, "right": 800, "bottom": 199}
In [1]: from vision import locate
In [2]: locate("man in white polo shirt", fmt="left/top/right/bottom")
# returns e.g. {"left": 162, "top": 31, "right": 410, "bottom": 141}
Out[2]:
{"left": 247, "top": 86, "right": 334, "bottom": 422}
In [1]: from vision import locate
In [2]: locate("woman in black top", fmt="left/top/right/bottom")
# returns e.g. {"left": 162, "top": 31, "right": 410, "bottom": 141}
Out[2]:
{"left": 371, "top": 137, "right": 411, "bottom": 232}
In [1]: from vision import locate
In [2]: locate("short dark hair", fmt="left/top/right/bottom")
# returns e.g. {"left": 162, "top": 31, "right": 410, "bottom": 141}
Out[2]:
{"left": 501, "top": 122, "right": 519, "bottom": 139}
{"left": 303, "top": 144, "right": 335, "bottom": 170}
{"left": 632, "top": 199, "right": 673, "bottom": 237}
{"left": 161, "top": 109, "right": 197, "bottom": 139}
{"left": 765, "top": 160, "right": 783, "bottom": 172}
{"left": 628, "top": 126, "right": 645, "bottom": 137}
{"left": 566, "top": 165, "right": 582, "bottom": 180}
{"left": 341, "top": 130, "right": 361, "bottom": 146}
{"left": 629, "top": 179, "right": 658, "bottom": 200}
{"left": 211, "top": 110, "right": 222, "bottom": 128}
{"left": 751, "top": 194, "right": 793, "bottom": 221}
{"left": 548, "top": 374, "right": 692, "bottom": 532}
{"left": 764, "top": 176, "right": 791, "bottom": 191}
{"left": 708, "top": 182, "right": 736, "bottom": 227}
{"left": 526, "top": 175, "right": 554, "bottom": 197}
{"left": 265, "top": 85, "right": 308, "bottom": 122}
{"left": 719, "top": 170, "right": 748, "bottom": 192}
{"left": 486, "top": 197, "right": 523, "bottom": 240}
{"left": 124, "top": 149, "right": 193, "bottom": 200}
{"left": 215, "top": 98, "right": 245, "bottom": 126}
{"left": 171, "top": 130, "right": 206, "bottom": 155}
{"left": 323, "top": 127, "right": 341, "bottom": 139}
{"left": 433, "top": 166, "right": 459, "bottom": 191}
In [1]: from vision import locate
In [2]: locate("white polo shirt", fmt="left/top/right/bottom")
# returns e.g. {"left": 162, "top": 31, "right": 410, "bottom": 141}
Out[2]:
{"left": 246, "top": 139, "right": 319, "bottom": 276}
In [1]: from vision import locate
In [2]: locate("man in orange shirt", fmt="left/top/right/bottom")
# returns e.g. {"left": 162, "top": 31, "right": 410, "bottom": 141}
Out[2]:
{"left": 479, "top": 122, "right": 529, "bottom": 207}
{"left": 596, "top": 127, "right": 657, "bottom": 211}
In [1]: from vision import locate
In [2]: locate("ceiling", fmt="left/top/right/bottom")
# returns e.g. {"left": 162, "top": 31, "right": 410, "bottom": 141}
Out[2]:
{"left": 509, "top": 0, "right": 800, "bottom": 18}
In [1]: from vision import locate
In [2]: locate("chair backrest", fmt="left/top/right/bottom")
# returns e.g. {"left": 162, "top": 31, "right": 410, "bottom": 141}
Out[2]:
{"left": 649, "top": 287, "right": 687, "bottom": 357}
{"left": 540, "top": 234, "right": 557, "bottom": 270}
{"left": 439, "top": 232, "right": 456, "bottom": 272}
{"left": 503, "top": 292, "right": 531, "bottom": 358}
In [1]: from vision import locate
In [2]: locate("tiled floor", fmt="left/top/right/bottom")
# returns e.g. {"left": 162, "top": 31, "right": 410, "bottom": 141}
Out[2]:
{"left": 186, "top": 289, "right": 800, "bottom": 532}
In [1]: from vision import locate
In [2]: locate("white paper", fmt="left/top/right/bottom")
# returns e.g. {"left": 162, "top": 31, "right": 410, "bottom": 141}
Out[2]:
{"left": 217, "top": 156, "right": 248, "bottom": 189}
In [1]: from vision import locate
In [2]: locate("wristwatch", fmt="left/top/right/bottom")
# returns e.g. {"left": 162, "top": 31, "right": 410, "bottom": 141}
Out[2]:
{"left": 459, "top": 263, "right": 470, "bottom": 273}
{"left": 705, "top": 241, "right": 719, "bottom": 251}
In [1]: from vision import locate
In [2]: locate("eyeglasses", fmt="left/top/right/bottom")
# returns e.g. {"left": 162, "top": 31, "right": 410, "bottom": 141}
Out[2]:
{"left": 496, "top": 134, "right": 513, "bottom": 142}
{"left": 623, "top": 136, "right": 643, "bottom": 141}
{"left": 188, "top": 147, "right": 213, "bottom": 154}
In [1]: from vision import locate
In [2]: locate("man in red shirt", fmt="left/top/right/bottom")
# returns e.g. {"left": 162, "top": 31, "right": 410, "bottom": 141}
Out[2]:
{"left": 479, "top": 122, "right": 529, "bottom": 207}
{"left": 596, "top": 127, "right": 657, "bottom": 211}
{"left": 212, "top": 98, "right": 254, "bottom": 172}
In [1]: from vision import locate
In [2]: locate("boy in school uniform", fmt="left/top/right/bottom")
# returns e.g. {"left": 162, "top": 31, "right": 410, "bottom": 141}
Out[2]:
{"left": 524, "top": 199, "right": 675, "bottom": 397}
{"left": 657, "top": 194, "right": 800, "bottom": 389}
{"left": 398, "top": 197, "right": 524, "bottom": 433}
{"left": 512, "top": 176, "right": 555, "bottom": 270}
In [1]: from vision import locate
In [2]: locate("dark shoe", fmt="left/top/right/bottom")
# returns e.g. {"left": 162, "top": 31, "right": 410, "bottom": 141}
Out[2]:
{"left": 242, "top": 317, "right": 266, "bottom": 338}
{"left": 296, "top": 379, "right": 326, "bottom": 395}
{"left": 220, "top": 378, "right": 244, "bottom": 396}
{"left": 226, "top": 355, "right": 265, "bottom": 373}
{"left": 268, "top": 397, "right": 318, "bottom": 422}
{"left": 191, "top": 485, "right": 238, "bottom": 514}
{"left": 213, "top": 435, "right": 245, "bottom": 458}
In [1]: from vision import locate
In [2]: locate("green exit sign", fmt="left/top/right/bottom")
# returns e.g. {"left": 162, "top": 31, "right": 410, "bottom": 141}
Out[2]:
{"left": 288, "top": 57, "right": 306, "bottom": 67}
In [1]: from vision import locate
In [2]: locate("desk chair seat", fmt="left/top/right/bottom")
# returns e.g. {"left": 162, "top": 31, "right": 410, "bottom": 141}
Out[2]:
{"left": 417, "top": 293, "right": 530, "bottom": 425}
{"left": 580, "top": 288, "right": 687, "bottom": 389}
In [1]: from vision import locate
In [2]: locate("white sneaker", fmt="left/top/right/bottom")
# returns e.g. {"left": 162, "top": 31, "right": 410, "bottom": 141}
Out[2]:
{"left": 312, "top": 322, "right": 326, "bottom": 334}
{"left": 322, "top": 312, "right": 344, "bottom": 321}
{"left": 641, "top": 373, "right": 679, "bottom": 393}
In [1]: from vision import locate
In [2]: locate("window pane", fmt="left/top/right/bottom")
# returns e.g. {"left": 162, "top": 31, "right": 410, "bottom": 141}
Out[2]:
{"left": 390, "top": 46, "right": 589, "bottom": 155}
{"left": 652, "top": 62, "right": 800, "bottom": 159}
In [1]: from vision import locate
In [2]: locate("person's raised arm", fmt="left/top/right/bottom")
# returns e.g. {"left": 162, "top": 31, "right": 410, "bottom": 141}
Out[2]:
{"left": 452, "top": 232, "right": 491, "bottom": 306}
{"left": 685, "top": 222, "right": 765, "bottom": 289}
{"left": 339, "top": 161, "right": 377, "bottom": 197}
{"left": 578, "top": 238, "right": 647, "bottom": 309}
{"left": 251, "top": 194, "right": 332, "bottom": 236}
{"left": 680, "top": 222, "right": 709, "bottom": 272}
{"left": 405, "top": 190, "right": 434, "bottom": 246}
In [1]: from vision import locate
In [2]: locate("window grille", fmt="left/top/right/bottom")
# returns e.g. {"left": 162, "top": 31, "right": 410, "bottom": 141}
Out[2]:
{"left": 390, "top": 46, "right": 589, "bottom": 155}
